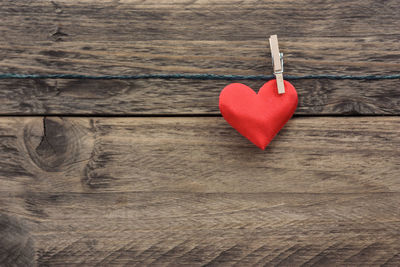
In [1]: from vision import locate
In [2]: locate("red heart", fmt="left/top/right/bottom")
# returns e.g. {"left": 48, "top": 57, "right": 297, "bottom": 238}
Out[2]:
{"left": 219, "top": 80, "right": 298, "bottom": 150}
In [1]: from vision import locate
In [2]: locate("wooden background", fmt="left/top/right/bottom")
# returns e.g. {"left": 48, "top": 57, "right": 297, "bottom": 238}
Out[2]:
{"left": 0, "top": 0, "right": 399, "bottom": 266}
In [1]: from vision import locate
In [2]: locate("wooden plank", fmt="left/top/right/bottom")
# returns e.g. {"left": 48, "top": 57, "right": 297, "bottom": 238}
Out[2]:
{"left": 1, "top": 78, "right": 399, "bottom": 115}
{"left": 0, "top": 0, "right": 399, "bottom": 115}
{"left": 1, "top": 116, "right": 399, "bottom": 194}
{"left": 2, "top": 192, "right": 400, "bottom": 266}
{"left": 1, "top": 117, "right": 399, "bottom": 265}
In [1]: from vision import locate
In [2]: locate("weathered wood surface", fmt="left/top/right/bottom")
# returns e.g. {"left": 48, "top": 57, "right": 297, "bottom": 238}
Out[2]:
{"left": 1, "top": 0, "right": 400, "bottom": 265}
{"left": 0, "top": 0, "right": 399, "bottom": 115}
{"left": 1, "top": 117, "right": 400, "bottom": 266}
{"left": 1, "top": 78, "right": 399, "bottom": 115}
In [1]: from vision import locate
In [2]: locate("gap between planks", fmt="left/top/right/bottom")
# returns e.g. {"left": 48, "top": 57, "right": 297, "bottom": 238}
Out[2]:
{"left": 0, "top": 114, "right": 399, "bottom": 118}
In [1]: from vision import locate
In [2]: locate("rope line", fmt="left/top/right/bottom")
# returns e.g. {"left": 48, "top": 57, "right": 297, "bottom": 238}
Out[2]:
{"left": 0, "top": 73, "right": 399, "bottom": 80}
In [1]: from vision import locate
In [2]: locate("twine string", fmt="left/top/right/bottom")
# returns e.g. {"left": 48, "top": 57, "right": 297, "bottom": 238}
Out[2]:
{"left": 0, "top": 73, "right": 399, "bottom": 80}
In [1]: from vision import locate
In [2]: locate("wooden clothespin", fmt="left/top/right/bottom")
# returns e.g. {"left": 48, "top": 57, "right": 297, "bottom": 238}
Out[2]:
{"left": 269, "top": 35, "right": 285, "bottom": 94}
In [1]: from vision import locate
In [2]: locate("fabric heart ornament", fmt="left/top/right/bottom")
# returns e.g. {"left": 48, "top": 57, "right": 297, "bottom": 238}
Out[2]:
{"left": 219, "top": 79, "right": 298, "bottom": 150}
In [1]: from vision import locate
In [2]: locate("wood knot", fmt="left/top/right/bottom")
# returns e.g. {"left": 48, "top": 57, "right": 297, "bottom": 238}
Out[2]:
{"left": 23, "top": 117, "right": 81, "bottom": 172}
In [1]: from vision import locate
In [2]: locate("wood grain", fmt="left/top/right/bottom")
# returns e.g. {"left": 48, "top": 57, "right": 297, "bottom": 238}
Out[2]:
{"left": 0, "top": 0, "right": 399, "bottom": 115}
{"left": 1, "top": 78, "right": 399, "bottom": 115}
{"left": 1, "top": 0, "right": 400, "bottom": 265}
{"left": 1, "top": 116, "right": 399, "bottom": 265}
